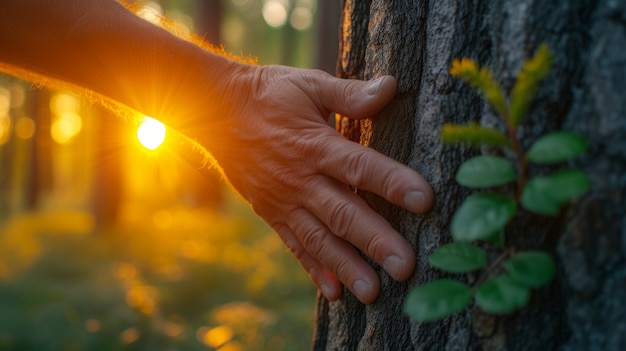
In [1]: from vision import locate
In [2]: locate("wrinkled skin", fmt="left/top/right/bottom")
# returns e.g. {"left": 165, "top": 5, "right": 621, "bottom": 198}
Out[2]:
{"left": 0, "top": 0, "right": 433, "bottom": 305}
{"left": 211, "top": 65, "right": 434, "bottom": 304}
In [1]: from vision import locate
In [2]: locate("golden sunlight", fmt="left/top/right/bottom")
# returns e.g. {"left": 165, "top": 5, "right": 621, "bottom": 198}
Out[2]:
{"left": 51, "top": 112, "right": 82, "bottom": 144}
{"left": 199, "top": 325, "right": 234, "bottom": 348}
{"left": 137, "top": 116, "right": 166, "bottom": 150}
{"left": 15, "top": 117, "right": 35, "bottom": 139}
{"left": 50, "top": 93, "right": 82, "bottom": 144}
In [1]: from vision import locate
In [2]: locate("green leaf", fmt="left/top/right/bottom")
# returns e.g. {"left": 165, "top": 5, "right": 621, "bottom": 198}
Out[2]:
{"left": 456, "top": 155, "right": 517, "bottom": 188}
{"left": 475, "top": 275, "right": 530, "bottom": 314}
{"left": 404, "top": 279, "right": 473, "bottom": 322}
{"left": 451, "top": 194, "right": 517, "bottom": 242}
{"left": 428, "top": 242, "right": 488, "bottom": 273}
{"left": 505, "top": 251, "right": 556, "bottom": 288}
{"left": 526, "top": 131, "right": 588, "bottom": 164}
{"left": 521, "top": 169, "right": 591, "bottom": 215}
{"left": 440, "top": 123, "right": 510, "bottom": 148}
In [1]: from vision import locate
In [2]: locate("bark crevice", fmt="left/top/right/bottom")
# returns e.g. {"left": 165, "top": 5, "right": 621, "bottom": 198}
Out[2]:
{"left": 315, "top": 0, "right": 625, "bottom": 350}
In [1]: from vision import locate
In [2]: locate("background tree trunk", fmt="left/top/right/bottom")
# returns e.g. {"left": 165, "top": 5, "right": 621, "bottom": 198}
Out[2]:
{"left": 313, "top": 0, "right": 626, "bottom": 350}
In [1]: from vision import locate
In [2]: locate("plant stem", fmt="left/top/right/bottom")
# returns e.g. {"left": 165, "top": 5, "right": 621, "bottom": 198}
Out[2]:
{"left": 472, "top": 247, "right": 516, "bottom": 290}
{"left": 502, "top": 115, "right": 528, "bottom": 200}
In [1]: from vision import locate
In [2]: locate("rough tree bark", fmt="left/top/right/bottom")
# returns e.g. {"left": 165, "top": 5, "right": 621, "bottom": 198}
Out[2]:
{"left": 313, "top": 0, "right": 626, "bottom": 350}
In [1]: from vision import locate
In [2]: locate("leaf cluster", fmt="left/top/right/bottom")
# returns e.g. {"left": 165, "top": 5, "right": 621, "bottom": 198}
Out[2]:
{"left": 404, "top": 44, "right": 591, "bottom": 322}
{"left": 446, "top": 43, "right": 553, "bottom": 129}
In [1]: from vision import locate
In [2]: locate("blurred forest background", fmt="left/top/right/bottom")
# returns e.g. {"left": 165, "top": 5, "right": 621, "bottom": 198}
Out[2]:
{"left": 0, "top": 0, "right": 340, "bottom": 350}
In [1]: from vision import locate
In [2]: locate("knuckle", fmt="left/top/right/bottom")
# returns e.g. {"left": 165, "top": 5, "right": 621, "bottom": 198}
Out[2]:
{"left": 304, "top": 68, "right": 328, "bottom": 84}
{"left": 298, "top": 223, "right": 328, "bottom": 258}
{"left": 334, "top": 79, "right": 360, "bottom": 107}
{"left": 331, "top": 255, "right": 354, "bottom": 283}
{"left": 323, "top": 199, "right": 356, "bottom": 238}
{"left": 292, "top": 131, "right": 324, "bottom": 163}
{"left": 378, "top": 166, "right": 404, "bottom": 204}
{"left": 360, "top": 231, "right": 386, "bottom": 263}
{"left": 275, "top": 224, "right": 324, "bottom": 281}
{"left": 342, "top": 151, "right": 371, "bottom": 188}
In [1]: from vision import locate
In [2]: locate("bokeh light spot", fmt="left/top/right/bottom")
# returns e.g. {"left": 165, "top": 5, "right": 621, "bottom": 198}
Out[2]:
{"left": 0, "top": 115, "right": 10, "bottom": 145}
{"left": 50, "top": 93, "right": 79, "bottom": 115}
{"left": 85, "top": 319, "right": 101, "bottom": 333}
{"left": 120, "top": 327, "right": 141, "bottom": 344}
{"left": 10, "top": 85, "right": 25, "bottom": 109}
{"left": 51, "top": 112, "right": 82, "bottom": 144}
{"left": 262, "top": 1, "right": 288, "bottom": 28}
{"left": 290, "top": 7, "right": 313, "bottom": 30}
{"left": 15, "top": 117, "right": 35, "bottom": 139}
{"left": 113, "top": 262, "right": 137, "bottom": 281}
{"left": 0, "top": 87, "right": 10, "bottom": 116}
{"left": 137, "top": 117, "right": 166, "bottom": 150}
{"left": 200, "top": 325, "right": 234, "bottom": 348}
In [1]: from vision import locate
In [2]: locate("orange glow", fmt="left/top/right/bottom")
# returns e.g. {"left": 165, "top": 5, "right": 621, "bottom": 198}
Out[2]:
{"left": 152, "top": 210, "right": 173, "bottom": 230}
{"left": 163, "top": 320, "right": 184, "bottom": 338}
{"left": 50, "top": 93, "right": 80, "bottom": 115}
{"left": 136, "top": 2, "right": 163, "bottom": 25}
{"left": 0, "top": 87, "right": 9, "bottom": 115}
{"left": 15, "top": 116, "right": 35, "bottom": 139}
{"left": 85, "top": 319, "right": 101, "bottom": 332}
{"left": 113, "top": 262, "right": 138, "bottom": 280}
{"left": 125, "top": 285, "right": 157, "bottom": 315}
{"left": 199, "top": 325, "right": 234, "bottom": 348}
{"left": 0, "top": 87, "right": 9, "bottom": 144}
{"left": 50, "top": 93, "right": 82, "bottom": 144}
{"left": 0, "top": 115, "right": 10, "bottom": 145}
{"left": 51, "top": 112, "right": 82, "bottom": 144}
{"left": 137, "top": 116, "right": 166, "bottom": 150}
{"left": 120, "top": 327, "right": 141, "bottom": 344}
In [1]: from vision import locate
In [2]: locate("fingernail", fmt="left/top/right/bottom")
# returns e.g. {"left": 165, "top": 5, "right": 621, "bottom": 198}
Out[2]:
{"left": 320, "top": 284, "right": 334, "bottom": 300}
{"left": 353, "top": 280, "right": 370, "bottom": 300}
{"left": 367, "top": 77, "right": 385, "bottom": 95}
{"left": 383, "top": 255, "right": 404, "bottom": 278}
{"left": 404, "top": 191, "right": 426, "bottom": 213}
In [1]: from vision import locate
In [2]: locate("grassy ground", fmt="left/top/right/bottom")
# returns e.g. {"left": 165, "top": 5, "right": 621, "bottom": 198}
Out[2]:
{"left": 0, "top": 194, "right": 316, "bottom": 351}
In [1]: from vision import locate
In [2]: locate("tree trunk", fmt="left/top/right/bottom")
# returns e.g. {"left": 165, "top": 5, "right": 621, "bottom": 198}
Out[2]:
{"left": 313, "top": 0, "right": 626, "bottom": 350}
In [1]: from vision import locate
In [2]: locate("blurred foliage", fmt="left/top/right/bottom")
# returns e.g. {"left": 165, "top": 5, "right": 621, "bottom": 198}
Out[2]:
{"left": 0, "top": 193, "right": 316, "bottom": 351}
{"left": 0, "top": 1, "right": 334, "bottom": 350}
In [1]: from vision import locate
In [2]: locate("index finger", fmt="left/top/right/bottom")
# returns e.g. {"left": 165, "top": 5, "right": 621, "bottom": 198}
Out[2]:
{"left": 316, "top": 137, "right": 434, "bottom": 214}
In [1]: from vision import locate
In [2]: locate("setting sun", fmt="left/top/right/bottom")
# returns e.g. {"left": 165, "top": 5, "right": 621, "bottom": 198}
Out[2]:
{"left": 137, "top": 116, "right": 166, "bottom": 150}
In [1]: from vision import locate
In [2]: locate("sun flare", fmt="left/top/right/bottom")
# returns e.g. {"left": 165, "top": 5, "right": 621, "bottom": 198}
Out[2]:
{"left": 137, "top": 116, "right": 166, "bottom": 150}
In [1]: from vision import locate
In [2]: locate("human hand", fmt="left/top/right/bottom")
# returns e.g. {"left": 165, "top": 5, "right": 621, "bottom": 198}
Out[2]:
{"left": 206, "top": 65, "right": 433, "bottom": 304}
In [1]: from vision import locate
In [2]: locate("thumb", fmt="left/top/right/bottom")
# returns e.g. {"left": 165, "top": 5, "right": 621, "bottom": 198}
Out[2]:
{"left": 317, "top": 75, "right": 398, "bottom": 120}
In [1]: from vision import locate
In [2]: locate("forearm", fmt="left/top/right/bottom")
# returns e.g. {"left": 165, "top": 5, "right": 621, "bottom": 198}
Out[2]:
{"left": 0, "top": 0, "right": 249, "bottom": 144}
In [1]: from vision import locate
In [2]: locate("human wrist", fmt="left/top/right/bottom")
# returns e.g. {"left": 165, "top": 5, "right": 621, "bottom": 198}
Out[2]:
{"left": 188, "top": 58, "right": 261, "bottom": 158}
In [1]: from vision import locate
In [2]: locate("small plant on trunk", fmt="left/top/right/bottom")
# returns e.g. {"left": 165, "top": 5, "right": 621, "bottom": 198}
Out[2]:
{"left": 404, "top": 44, "right": 591, "bottom": 322}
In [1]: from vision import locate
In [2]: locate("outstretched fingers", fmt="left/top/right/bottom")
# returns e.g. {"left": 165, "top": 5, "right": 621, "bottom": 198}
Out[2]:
{"left": 303, "top": 71, "right": 433, "bottom": 213}
{"left": 303, "top": 177, "right": 416, "bottom": 280}
{"left": 285, "top": 208, "right": 382, "bottom": 304}
{"left": 275, "top": 223, "right": 345, "bottom": 301}
{"left": 316, "top": 139, "right": 434, "bottom": 215}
